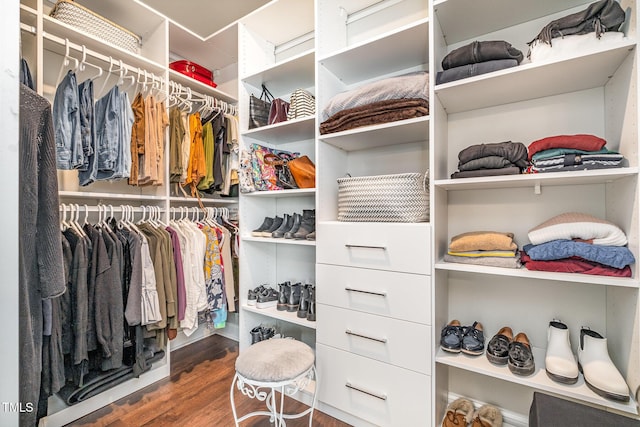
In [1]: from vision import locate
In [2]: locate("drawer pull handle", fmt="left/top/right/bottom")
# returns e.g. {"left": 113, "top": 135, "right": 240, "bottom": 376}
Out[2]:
{"left": 344, "top": 244, "right": 387, "bottom": 250}
{"left": 345, "top": 329, "right": 387, "bottom": 343}
{"left": 344, "top": 287, "right": 387, "bottom": 297}
{"left": 345, "top": 382, "right": 387, "bottom": 401}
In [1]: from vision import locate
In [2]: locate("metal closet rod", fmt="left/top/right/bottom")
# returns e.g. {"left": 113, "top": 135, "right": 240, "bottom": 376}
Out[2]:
{"left": 58, "top": 203, "right": 165, "bottom": 213}
{"left": 169, "top": 80, "right": 238, "bottom": 116}
{"left": 42, "top": 30, "right": 164, "bottom": 81}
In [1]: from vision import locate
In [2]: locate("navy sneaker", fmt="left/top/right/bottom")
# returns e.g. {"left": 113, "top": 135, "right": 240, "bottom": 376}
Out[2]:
{"left": 461, "top": 321, "right": 485, "bottom": 356}
{"left": 440, "top": 319, "right": 463, "bottom": 353}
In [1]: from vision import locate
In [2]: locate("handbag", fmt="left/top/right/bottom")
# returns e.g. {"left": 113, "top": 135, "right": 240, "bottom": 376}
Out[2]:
{"left": 250, "top": 143, "right": 299, "bottom": 191}
{"left": 268, "top": 98, "right": 290, "bottom": 125}
{"left": 263, "top": 153, "right": 299, "bottom": 189}
{"left": 249, "top": 84, "right": 274, "bottom": 129}
{"left": 288, "top": 155, "right": 316, "bottom": 188}
{"left": 287, "top": 89, "right": 315, "bottom": 120}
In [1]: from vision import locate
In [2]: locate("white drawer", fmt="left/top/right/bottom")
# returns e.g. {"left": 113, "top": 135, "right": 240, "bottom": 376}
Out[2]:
{"left": 316, "top": 264, "right": 430, "bottom": 324}
{"left": 317, "top": 222, "right": 431, "bottom": 275}
{"left": 316, "top": 344, "right": 431, "bottom": 427}
{"left": 317, "top": 304, "right": 431, "bottom": 374}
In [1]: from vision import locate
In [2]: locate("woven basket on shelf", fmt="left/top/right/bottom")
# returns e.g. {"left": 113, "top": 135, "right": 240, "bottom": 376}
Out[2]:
{"left": 50, "top": 0, "right": 141, "bottom": 53}
{"left": 337, "top": 172, "right": 430, "bottom": 223}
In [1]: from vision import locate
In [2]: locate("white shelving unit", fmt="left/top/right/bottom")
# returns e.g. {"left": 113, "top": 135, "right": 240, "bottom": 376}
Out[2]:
{"left": 315, "top": 0, "right": 431, "bottom": 425}
{"left": 236, "top": 0, "right": 317, "bottom": 355}
{"left": 432, "top": 0, "right": 640, "bottom": 424}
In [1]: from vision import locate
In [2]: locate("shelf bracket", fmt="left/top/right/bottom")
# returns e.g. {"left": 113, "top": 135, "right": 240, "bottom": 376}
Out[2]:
{"left": 534, "top": 182, "right": 541, "bottom": 195}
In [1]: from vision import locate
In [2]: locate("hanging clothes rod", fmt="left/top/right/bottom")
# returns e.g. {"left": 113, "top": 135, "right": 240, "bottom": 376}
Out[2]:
{"left": 59, "top": 203, "right": 165, "bottom": 213}
{"left": 42, "top": 30, "right": 165, "bottom": 81}
{"left": 168, "top": 80, "right": 238, "bottom": 116}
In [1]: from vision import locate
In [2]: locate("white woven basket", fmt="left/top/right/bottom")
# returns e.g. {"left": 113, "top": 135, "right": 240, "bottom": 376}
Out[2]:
{"left": 337, "top": 172, "right": 429, "bottom": 222}
{"left": 50, "top": 0, "right": 141, "bottom": 53}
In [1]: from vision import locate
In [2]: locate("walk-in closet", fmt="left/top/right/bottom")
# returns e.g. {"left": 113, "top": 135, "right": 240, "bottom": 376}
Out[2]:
{"left": 4, "top": 0, "right": 640, "bottom": 426}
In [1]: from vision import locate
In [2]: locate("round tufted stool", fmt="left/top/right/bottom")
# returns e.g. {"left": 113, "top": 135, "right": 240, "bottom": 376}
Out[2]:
{"left": 230, "top": 338, "right": 318, "bottom": 426}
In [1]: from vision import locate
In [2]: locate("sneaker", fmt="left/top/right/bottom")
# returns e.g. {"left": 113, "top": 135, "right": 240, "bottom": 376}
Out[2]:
{"left": 440, "top": 319, "right": 463, "bottom": 353}
{"left": 247, "top": 285, "right": 266, "bottom": 306}
{"left": 256, "top": 288, "right": 278, "bottom": 309}
{"left": 252, "top": 217, "right": 273, "bottom": 237}
{"left": 461, "top": 321, "right": 485, "bottom": 356}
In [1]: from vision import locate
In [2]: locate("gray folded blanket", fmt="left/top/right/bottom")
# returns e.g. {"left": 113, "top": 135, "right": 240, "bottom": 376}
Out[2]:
{"left": 458, "top": 141, "right": 529, "bottom": 168}
{"left": 442, "top": 40, "right": 523, "bottom": 70}
{"left": 451, "top": 166, "right": 521, "bottom": 179}
{"left": 436, "top": 59, "right": 519, "bottom": 84}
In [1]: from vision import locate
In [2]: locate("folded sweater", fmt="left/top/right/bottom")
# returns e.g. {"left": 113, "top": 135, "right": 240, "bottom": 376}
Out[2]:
{"left": 528, "top": 212, "right": 627, "bottom": 246}
{"left": 449, "top": 231, "right": 517, "bottom": 252}
{"left": 523, "top": 241, "right": 635, "bottom": 269}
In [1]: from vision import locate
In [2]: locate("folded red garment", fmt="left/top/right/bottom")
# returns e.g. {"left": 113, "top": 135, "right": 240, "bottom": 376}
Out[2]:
{"left": 527, "top": 134, "right": 606, "bottom": 160}
{"left": 520, "top": 250, "right": 631, "bottom": 277}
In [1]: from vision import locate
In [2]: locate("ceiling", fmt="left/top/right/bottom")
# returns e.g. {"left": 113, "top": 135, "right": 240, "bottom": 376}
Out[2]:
{"left": 138, "top": 0, "right": 272, "bottom": 39}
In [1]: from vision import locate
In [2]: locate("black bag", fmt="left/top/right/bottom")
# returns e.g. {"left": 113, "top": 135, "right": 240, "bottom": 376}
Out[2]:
{"left": 249, "top": 84, "right": 274, "bottom": 129}
{"left": 528, "top": 0, "right": 626, "bottom": 49}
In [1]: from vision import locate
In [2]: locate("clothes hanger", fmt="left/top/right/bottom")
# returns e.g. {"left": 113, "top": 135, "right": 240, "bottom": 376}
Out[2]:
{"left": 76, "top": 45, "right": 103, "bottom": 82}
{"left": 60, "top": 204, "right": 69, "bottom": 232}
{"left": 56, "top": 38, "right": 79, "bottom": 85}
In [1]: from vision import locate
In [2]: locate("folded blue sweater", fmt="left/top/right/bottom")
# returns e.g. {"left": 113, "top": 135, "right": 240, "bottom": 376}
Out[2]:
{"left": 523, "top": 240, "right": 635, "bottom": 269}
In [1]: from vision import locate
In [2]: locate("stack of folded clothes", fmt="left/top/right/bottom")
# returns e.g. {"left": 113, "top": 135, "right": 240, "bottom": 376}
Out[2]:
{"left": 526, "top": 134, "right": 626, "bottom": 173}
{"left": 522, "top": 212, "right": 635, "bottom": 277}
{"left": 444, "top": 231, "right": 522, "bottom": 269}
{"left": 527, "top": 0, "right": 626, "bottom": 63}
{"left": 319, "top": 71, "right": 429, "bottom": 135}
{"left": 436, "top": 40, "right": 524, "bottom": 85}
{"left": 450, "top": 141, "right": 529, "bottom": 179}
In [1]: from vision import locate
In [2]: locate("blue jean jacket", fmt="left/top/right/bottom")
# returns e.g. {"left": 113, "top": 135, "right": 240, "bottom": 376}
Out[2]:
{"left": 53, "top": 70, "right": 83, "bottom": 169}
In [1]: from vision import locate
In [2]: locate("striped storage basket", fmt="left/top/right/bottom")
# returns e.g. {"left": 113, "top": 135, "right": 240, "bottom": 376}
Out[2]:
{"left": 287, "top": 89, "right": 315, "bottom": 120}
{"left": 50, "top": 0, "right": 141, "bottom": 53}
{"left": 337, "top": 172, "right": 429, "bottom": 222}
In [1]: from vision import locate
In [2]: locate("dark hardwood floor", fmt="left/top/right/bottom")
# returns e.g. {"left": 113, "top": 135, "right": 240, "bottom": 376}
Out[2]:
{"left": 67, "top": 334, "right": 350, "bottom": 427}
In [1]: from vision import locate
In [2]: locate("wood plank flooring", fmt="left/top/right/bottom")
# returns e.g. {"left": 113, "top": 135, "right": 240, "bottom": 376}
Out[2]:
{"left": 67, "top": 334, "right": 351, "bottom": 427}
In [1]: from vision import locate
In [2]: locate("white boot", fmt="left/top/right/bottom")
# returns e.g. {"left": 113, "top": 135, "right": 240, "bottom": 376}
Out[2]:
{"left": 578, "top": 328, "right": 630, "bottom": 402}
{"left": 544, "top": 320, "right": 578, "bottom": 384}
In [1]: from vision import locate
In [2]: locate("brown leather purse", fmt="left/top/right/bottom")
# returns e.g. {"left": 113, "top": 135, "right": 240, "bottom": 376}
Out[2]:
{"left": 288, "top": 156, "right": 316, "bottom": 188}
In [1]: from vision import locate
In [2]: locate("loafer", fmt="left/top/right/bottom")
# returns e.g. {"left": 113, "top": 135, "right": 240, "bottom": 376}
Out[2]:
{"left": 440, "top": 319, "right": 463, "bottom": 353}
{"left": 486, "top": 326, "right": 513, "bottom": 365}
{"left": 508, "top": 332, "right": 535, "bottom": 376}
{"left": 461, "top": 321, "right": 485, "bottom": 356}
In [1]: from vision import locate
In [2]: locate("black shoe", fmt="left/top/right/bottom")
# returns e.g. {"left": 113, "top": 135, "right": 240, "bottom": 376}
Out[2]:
{"left": 306, "top": 285, "right": 316, "bottom": 322}
{"left": 276, "top": 281, "right": 290, "bottom": 311}
{"left": 250, "top": 326, "right": 263, "bottom": 344}
{"left": 440, "top": 320, "right": 463, "bottom": 353}
{"left": 297, "top": 285, "right": 310, "bottom": 318}
{"left": 287, "top": 282, "right": 302, "bottom": 312}
{"left": 461, "top": 321, "right": 485, "bottom": 356}
{"left": 259, "top": 216, "right": 283, "bottom": 237}
{"left": 272, "top": 214, "right": 294, "bottom": 238}
{"left": 294, "top": 219, "right": 315, "bottom": 240}
{"left": 508, "top": 332, "right": 535, "bottom": 376}
{"left": 486, "top": 326, "right": 513, "bottom": 365}
{"left": 252, "top": 217, "right": 273, "bottom": 237}
{"left": 247, "top": 284, "right": 266, "bottom": 306}
{"left": 302, "top": 209, "right": 315, "bottom": 221}
{"left": 260, "top": 325, "right": 275, "bottom": 340}
{"left": 256, "top": 288, "right": 278, "bottom": 308}
{"left": 284, "top": 213, "right": 302, "bottom": 239}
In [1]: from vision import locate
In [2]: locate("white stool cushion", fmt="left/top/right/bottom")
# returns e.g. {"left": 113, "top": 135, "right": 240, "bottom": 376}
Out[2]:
{"left": 235, "top": 338, "right": 315, "bottom": 382}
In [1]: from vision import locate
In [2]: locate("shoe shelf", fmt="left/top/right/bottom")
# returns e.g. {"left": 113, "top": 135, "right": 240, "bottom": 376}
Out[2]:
{"left": 435, "top": 347, "right": 638, "bottom": 415}
{"left": 319, "top": 116, "right": 430, "bottom": 152}
{"left": 241, "top": 49, "right": 315, "bottom": 94}
{"left": 434, "top": 261, "right": 640, "bottom": 289}
{"left": 240, "top": 116, "right": 316, "bottom": 144}
{"left": 242, "top": 236, "right": 316, "bottom": 246}
{"left": 317, "top": 17, "right": 429, "bottom": 85}
{"left": 433, "top": 167, "right": 639, "bottom": 191}
{"left": 243, "top": 188, "right": 316, "bottom": 198}
{"left": 434, "top": 39, "right": 636, "bottom": 114}
{"left": 243, "top": 304, "right": 317, "bottom": 330}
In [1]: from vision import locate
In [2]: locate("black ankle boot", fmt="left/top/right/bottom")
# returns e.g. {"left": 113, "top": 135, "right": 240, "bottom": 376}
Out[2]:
{"left": 277, "top": 281, "right": 290, "bottom": 311}
{"left": 252, "top": 217, "right": 273, "bottom": 237}
{"left": 272, "top": 213, "right": 294, "bottom": 238}
{"left": 260, "top": 216, "right": 283, "bottom": 237}
{"left": 284, "top": 213, "right": 302, "bottom": 239}
{"left": 287, "top": 282, "right": 302, "bottom": 312}
{"left": 250, "top": 326, "right": 263, "bottom": 344}
{"left": 293, "top": 218, "right": 315, "bottom": 240}
{"left": 306, "top": 286, "right": 316, "bottom": 322}
{"left": 297, "top": 285, "right": 310, "bottom": 318}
